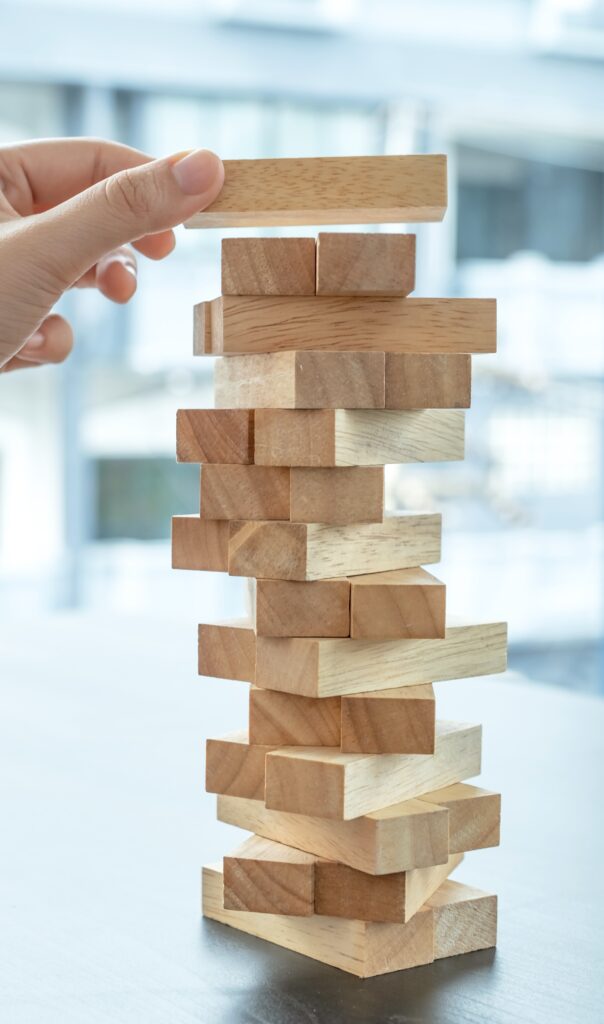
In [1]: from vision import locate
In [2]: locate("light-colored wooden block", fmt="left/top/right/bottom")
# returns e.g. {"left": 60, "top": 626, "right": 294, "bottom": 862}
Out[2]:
{"left": 289, "top": 467, "right": 384, "bottom": 525}
{"left": 254, "top": 578, "right": 351, "bottom": 638}
{"left": 350, "top": 567, "right": 446, "bottom": 640}
{"left": 193, "top": 301, "right": 212, "bottom": 354}
{"left": 199, "top": 295, "right": 495, "bottom": 356}
{"left": 223, "top": 836, "right": 316, "bottom": 916}
{"left": 249, "top": 687, "right": 341, "bottom": 747}
{"left": 218, "top": 793, "right": 449, "bottom": 875}
{"left": 264, "top": 720, "right": 482, "bottom": 820}
{"left": 206, "top": 731, "right": 275, "bottom": 800}
{"left": 171, "top": 515, "right": 229, "bottom": 572}
{"left": 253, "top": 408, "right": 464, "bottom": 466}
{"left": 199, "top": 465, "right": 290, "bottom": 521}
{"left": 385, "top": 353, "right": 471, "bottom": 409}
{"left": 214, "top": 350, "right": 385, "bottom": 410}
{"left": 340, "top": 684, "right": 435, "bottom": 755}
{"left": 428, "top": 880, "right": 497, "bottom": 958}
{"left": 255, "top": 621, "right": 507, "bottom": 697}
{"left": 316, "top": 232, "right": 415, "bottom": 297}
{"left": 221, "top": 237, "right": 316, "bottom": 296}
{"left": 176, "top": 409, "right": 254, "bottom": 464}
{"left": 198, "top": 620, "right": 255, "bottom": 683}
{"left": 185, "top": 155, "right": 448, "bottom": 229}
{"left": 228, "top": 513, "right": 441, "bottom": 582}
{"left": 420, "top": 783, "right": 501, "bottom": 853}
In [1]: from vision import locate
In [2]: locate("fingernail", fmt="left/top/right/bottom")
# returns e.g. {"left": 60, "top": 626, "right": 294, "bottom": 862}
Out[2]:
{"left": 22, "top": 331, "right": 45, "bottom": 352}
{"left": 109, "top": 255, "right": 137, "bottom": 278}
{"left": 170, "top": 149, "right": 223, "bottom": 196}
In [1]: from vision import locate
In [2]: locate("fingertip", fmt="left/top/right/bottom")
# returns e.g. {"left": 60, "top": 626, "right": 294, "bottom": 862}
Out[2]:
{"left": 97, "top": 256, "right": 138, "bottom": 303}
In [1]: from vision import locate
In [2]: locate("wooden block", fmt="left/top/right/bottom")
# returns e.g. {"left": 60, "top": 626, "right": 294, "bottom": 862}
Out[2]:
{"left": 206, "top": 731, "right": 274, "bottom": 800}
{"left": 221, "top": 237, "right": 316, "bottom": 296}
{"left": 428, "top": 879, "right": 497, "bottom": 958}
{"left": 314, "top": 851, "right": 462, "bottom": 924}
{"left": 316, "top": 232, "right": 415, "bottom": 297}
{"left": 198, "top": 620, "right": 255, "bottom": 683}
{"left": 340, "top": 684, "right": 436, "bottom": 755}
{"left": 253, "top": 408, "right": 464, "bottom": 466}
{"left": 249, "top": 687, "right": 341, "bottom": 747}
{"left": 214, "top": 350, "right": 385, "bottom": 410}
{"left": 185, "top": 155, "right": 448, "bottom": 228}
{"left": 254, "top": 578, "right": 351, "bottom": 638}
{"left": 176, "top": 409, "right": 254, "bottom": 464}
{"left": 385, "top": 354, "right": 471, "bottom": 409}
{"left": 350, "top": 567, "right": 446, "bottom": 640}
{"left": 199, "top": 295, "right": 495, "bottom": 356}
{"left": 171, "top": 515, "right": 229, "bottom": 572}
{"left": 289, "top": 467, "right": 384, "bottom": 525}
{"left": 199, "top": 465, "right": 290, "bottom": 521}
{"left": 193, "top": 301, "right": 212, "bottom": 355}
{"left": 255, "top": 621, "right": 507, "bottom": 697}
{"left": 202, "top": 863, "right": 434, "bottom": 977}
{"left": 223, "top": 836, "right": 316, "bottom": 916}
{"left": 420, "top": 783, "right": 501, "bottom": 852}
{"left": 217, "top": 793, "right": 449, "bottom": 875}
{"left": 264, "top": 720, "right": 482, "bottom": 820}
{"left": 228, "top": 513, "right": 441, "bottom": 582}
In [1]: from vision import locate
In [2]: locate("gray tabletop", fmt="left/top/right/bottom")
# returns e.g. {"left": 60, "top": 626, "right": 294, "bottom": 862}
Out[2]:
{"left": 1, "top": 612, "right": 603, "bottom": 1024}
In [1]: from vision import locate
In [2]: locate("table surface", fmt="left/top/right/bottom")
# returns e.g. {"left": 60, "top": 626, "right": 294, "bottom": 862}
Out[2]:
{"left": 1, "top": 612, "right": 603, "bottom": 1024}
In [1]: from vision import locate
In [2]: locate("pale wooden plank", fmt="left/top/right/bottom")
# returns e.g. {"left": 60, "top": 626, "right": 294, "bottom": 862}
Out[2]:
{"left": 385, "top": 353, "right": 471, "bottom": 409}
{"left": 199, "top": 465, "right": 290, "bottom": 521}
{"left": 428, "top": 879, "right": 497, "bottom": 958}
{"left": 171, "top": 515, "right": 229, "bottom": 572}
{"left": 221, "top": 237, "right": 316, "bottom": 295}
{"left": 340, "top": 683, "right": 436, "bottom": 754}
{"left": 316, "top": 232, "right": 415, "bottom": 296}
{"left": 249, "top": 687, "right": 341, "bottom": 747}
{"left": 254, "top": 577, "right": 351, "bottom": 638}
{"left": 223, "top": 836, "right": 316, "bottom": 916}
{"left": 198, "top": 620, "right": 255, "bottom": 683}
{"left": 206, "top": 731, "right": 275, "bottom": 800}
{"left": 176, "top": 409, "right": 254, "bottom": 464}
{"left": 349, "top": 567, "right": 446, "bottom": 640}
{"left": 289, "top": 467, "right": 384, "bottom": 524}
{"left": 420, "top": 783, "right": 501, "bottom": 852}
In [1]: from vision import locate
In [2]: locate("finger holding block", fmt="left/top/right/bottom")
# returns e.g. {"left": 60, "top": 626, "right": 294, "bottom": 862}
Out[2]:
{"left": 221, "top": 237, "right": 316, "bottom": 295}
{"left": 316, "top": 232, "right": 415, "bottom": 297}
{"left": 340, "top": 684, "right": 436, "bottom": 755}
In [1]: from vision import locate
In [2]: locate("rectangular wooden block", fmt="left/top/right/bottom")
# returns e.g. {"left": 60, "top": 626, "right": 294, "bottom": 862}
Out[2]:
{"left": 200, "top": 295, "right": 495, "bottom": 356}
{"left": 254, "top": 577, "right": 351, "bottom": 638}
{"left": 228, "top": 513, "right": 442, "bottom": 582}
{"left": 428, "top": 880, "right": 497, "bottom": 959}
{"left": 185, "top": 155, "right": 448, "bottom": 229}
{"left": 176, "top": 409, "right": 254, "bottom": 464}
{"left": 350, "top": 567, "right": 446, "bottom": 640}
{"left": 171, "top": 515, "right": 229, "bottom": 572}
{"left": 199, "top": 465, "right": 290, "bottom": 521}
{"left": 316, "top": 232, "right": 416, "bottom": 296}
{"left": 214, "top": 350, "right": 385, "bottom": 410}
{"left": 420, "top": 783, "right": 501, "bottom": 853}
{"left": 223, "top": 836, "right": 316, "bottom": 916}
{"left": 255, "top": 621, "right": 507, "bottom": 697}
{"left": 253, "top": 408, "right": 464, "bottom": 466}
{"left": 206, "top": 731, "right": 276, "bottom": 800}
{"left": 198, "top": 620, "right": 255, "bottom": 683}
{"left": 221, "top": 237, "right": 316, "bottom": 296}
{"left": 340, "top": 684, "right": 436, "bottom": 755}
{"left": 289, "top": 467, "right": 384, "bottom": 525}
{"left": 385, "top": 353, "right": 471, "bottom": 409}
{"left": 264, "top": 720, "right": 482, "bottom": 820}
{"left": 249, "top": 687, "right": 341, "bottom": 747}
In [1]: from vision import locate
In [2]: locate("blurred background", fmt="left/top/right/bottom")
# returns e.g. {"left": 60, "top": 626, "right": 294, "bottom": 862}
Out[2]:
{"left": 1, "top": 0, "right": 604, "bottom": 693}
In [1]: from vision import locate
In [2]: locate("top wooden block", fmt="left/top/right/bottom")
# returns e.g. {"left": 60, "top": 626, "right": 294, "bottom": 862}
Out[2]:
{"left": 184, "top": 155, "right": 447, "bottom": 228}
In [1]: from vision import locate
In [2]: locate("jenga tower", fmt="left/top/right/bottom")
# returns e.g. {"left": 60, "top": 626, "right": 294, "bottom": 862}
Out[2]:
{"left": 173, "top": 156, "right": 507, "bottom": 977}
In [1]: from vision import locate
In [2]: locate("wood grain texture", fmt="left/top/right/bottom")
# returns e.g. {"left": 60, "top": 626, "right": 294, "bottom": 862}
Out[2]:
{"left": 201, "top": 295, "right": 495, "bottom": 356}
{"left": 223, "top": 836, "right": 316, "bottom": 916}
{"left": 176, "top": 409, "right": 254, "bottom": 464}
{"left": 253, "top": 408, "right": 464, "bottom": 466}
{"left": 340, "top": 683, "right": 436, "bottom": 754}
{"left": 264, "top": 720, "right": 482, "bottom": 820}
{"left": 171, "top": 515, "right": 230, "bottom": 572}
{"left": 206, "top": 731, "right": 275, "bottom": 800}
{"left": 221, "top": 237, "right": 316, "bottom": 295}
{"left": 289, "top": 467, "right": 384, "bottom": 524}
{"left": 254, "top": 578, "right": 351, "bottom": 638}
{"left": 255, "top": 621, "right": 507, "bottom": 697}
{"left": 385, "top": 353, "right": 472, "bottom": 409}
{"left": 249, "top": 687, "right": 341, "bottom": 747}
{"left": 228, "top": 513, "right": 442, "bottom": 582}
{"left": 349, "top": 567, "right": 446, "bottom": 640}
{"left": 428, "top": 879, "right": 497, "bottom": 958}
{"left": 193, "top": 301, "right": 212, "bottom": 355}
{"left": 214, "top": 350, "right": 385, "bottom": 410}
{"left": 199, "top": 465, "right": 290, "bottom": 521}
{"left": 198, "top": 620, "right": 255, "bottom": 683}
{"left": 316, "top": 232, "right": 415, "bottom": 296}
{"left": 421, "top": 783, "right": 501, "bottom": 853}
{"left": 185, "top": 155, "right": 448, "bottom": 228}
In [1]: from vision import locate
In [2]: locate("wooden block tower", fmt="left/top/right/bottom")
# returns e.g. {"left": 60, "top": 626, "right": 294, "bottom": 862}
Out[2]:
{"left": 173, "top": 155, "right": 507, "bottom": 978}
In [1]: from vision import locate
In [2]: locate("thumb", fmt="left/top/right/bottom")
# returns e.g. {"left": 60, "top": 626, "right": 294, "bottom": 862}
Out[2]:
{"left": 29, "top": 148, "right": 224, "bottom": 290}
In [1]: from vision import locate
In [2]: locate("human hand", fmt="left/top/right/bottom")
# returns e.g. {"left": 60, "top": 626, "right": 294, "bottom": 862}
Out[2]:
{"left": 0, "top": 138, "right": 224, "bottom": 372}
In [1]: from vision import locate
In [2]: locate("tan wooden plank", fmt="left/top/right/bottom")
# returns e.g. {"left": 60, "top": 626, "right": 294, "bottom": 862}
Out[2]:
{"left": 198, "top": 620, "right": 255, "bottom": 683}
{"left": 428, "top": 879, "right": 497, "bottom": 958}
{"left": 340, "top": 683, "right": 435, "bottom": 755}
{"left": 289, "top": 467, "right": 384, "bottom": 525}
{"left": 171, "top": 515, "right": 229, "bottom": 572}
{"left": 221, "top": 237, "right": 316, "bottom": 295}
{"left": 316, "top": 232, "right": 415, "bottom": 296}
{"left": 420, "top": 783, "right": 501, "bottom": 852}
{"left": 223, "top": 836, "right": 316, "bottom": 916}
{"left": 350, "top": 567, "right": 446, "bottom": 640}
{"left": 385, "top": 353, "right": 471, "bottom": 409}
{"left": 185, "top": 155, "right": 447, "bottom": 229}
{"left": 254, "top": 578, "right": 351, "bottom": 638}
{"left": 205, "top": 731, "right": 275, "bottom": 800}
{"left": 176, "top": 409, "right": 254, "bottom": 464}
{"left": 193, "top": 301, "right": 212, "bottom": 355}
{"left": 200, "top": 465, "right": 290, "bottom": 521}
{"left": 249, "top": 687, "right": 341, "bottom": 747}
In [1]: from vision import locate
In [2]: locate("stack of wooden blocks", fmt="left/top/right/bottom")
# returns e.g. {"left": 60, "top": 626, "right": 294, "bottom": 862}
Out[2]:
{"left": 172, "top": 155, "right": 507, "bottom": 978}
